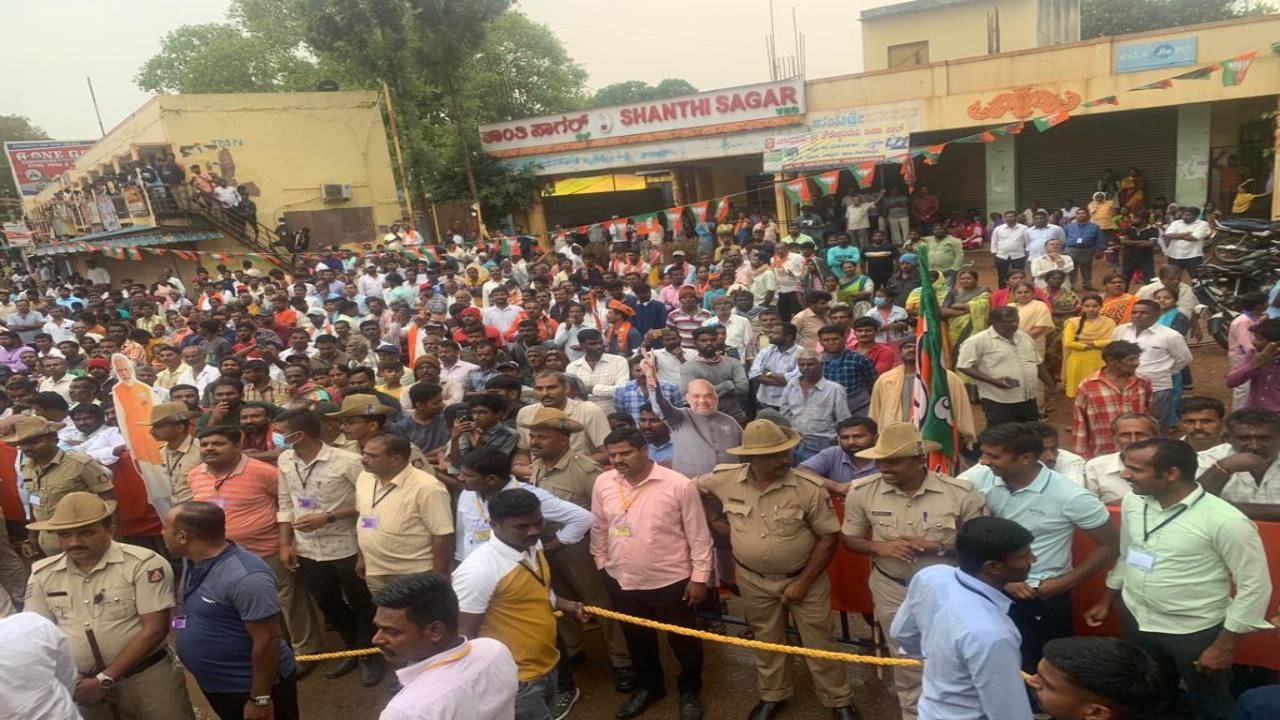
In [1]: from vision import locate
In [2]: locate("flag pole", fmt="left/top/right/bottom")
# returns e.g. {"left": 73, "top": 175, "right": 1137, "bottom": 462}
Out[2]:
{"left": 382, "top": 81, "right": 416, "bottom": 237}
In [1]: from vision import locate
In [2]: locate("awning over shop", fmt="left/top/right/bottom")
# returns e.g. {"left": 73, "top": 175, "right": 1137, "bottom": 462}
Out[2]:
{"left": 27, "top": 227, "right": 223, "bottom": 256}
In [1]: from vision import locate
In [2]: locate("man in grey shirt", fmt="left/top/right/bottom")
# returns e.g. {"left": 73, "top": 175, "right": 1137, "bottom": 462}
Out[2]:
{"left": 679, "top": 327, "right": 749, "bottom": 423}
{"left": 7, "top": 298, "right": 46, "bottom": 345}
{"left": 646, "top": 363, "right": 742, "bottom": 479}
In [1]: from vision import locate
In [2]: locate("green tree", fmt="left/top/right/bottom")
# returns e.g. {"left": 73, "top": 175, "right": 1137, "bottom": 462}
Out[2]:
{"left": 1081, "top": 0, "right": 1274, "bottom": 39}
{"left": 589, "top": 78, "right": 697, "bottom": 108}
{"left": 135, "top": 23, "right": 324, "bottom": 94}
{"left": 0, "top": 115, "right": 51, "bottom": 219}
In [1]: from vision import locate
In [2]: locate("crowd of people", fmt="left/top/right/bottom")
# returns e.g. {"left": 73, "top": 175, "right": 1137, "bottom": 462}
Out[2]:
{"left": 0, "top": 182, "right": 1276, "bottom": 720}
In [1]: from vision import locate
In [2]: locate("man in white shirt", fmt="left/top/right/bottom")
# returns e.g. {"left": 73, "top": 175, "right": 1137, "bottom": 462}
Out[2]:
{"left": 1160, "top": 206, "right": 1211, "bottom": 276}
{"left": 1024, "top": 210, "right": 1066, "bottom": 261}
{"left": 1112, "top": 300, "right": 1193, "bottom": 429}
{"left": 481, "top": 287, "right": 523, "bottom": 338}
{"left": 65, "top": 403, "right": 124, "bottom": 467}
{"left": 990, "top": 211, "right": 1029, "bottom": 289}
{"left": 41, "top": 306, "right": 76, "bottom": 343}
{"left": 358, "top": 265, "right": 386, "bottom": 300}
{"left": 1194, "top": 407, "right": 1280, "bottom": 520}
{"left": 1081, "top": 413, "right": 1160, "bottom": 504}
{"left": 372, "top": 573, "right": 518, "bottom": 720}
{"left": 956, "top": 306, "right": 1041, "bottom": 425}
{"left": 0, "top": 612, "right": 83, "bottom": 718}
{"left": 175, "top": 346, "right": 222, "bottom": 396}
{"left": 37, "top": 356, "right": 74, "bottom": 402}
{"left": 1135, "top": 264, "right": 1197, "bottom": 320}
{"left": 565, "top": 330, "right": 630, "bottom": 414}
{"left": 1032, "top": 422, "right": 1085, "bottom": 485}
{"left": 212, "top": 178, "right": 241, "bottom": 209}
{"left": 84, "top": 260, "right": 111, "bottom": 286}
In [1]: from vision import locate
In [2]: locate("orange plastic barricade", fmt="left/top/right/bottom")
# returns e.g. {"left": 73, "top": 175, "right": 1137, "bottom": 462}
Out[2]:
{"left": 1071, "top": 507, "right": 1280, "bottom": 671}
{"left": 827, "top": 492, "right": 876, "bottom": 615}
{"left": 112, "top": 450, "right": 165, "bottom": 537}
{"left": 0, "top": 443, "right": 24, "bottom": 527}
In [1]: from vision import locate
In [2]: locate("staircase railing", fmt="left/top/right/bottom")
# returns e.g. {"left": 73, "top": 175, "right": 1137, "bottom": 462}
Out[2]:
{"left": 143, "top": 185, "right": 298, "bottom": 273}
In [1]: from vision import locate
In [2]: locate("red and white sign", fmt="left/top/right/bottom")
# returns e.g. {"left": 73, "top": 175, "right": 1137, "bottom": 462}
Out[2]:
{"left": 478, "top": 79, "right": 805, "bottom": 157}
{"left": 4, "top": 140, "right": 96, "bottom": 197}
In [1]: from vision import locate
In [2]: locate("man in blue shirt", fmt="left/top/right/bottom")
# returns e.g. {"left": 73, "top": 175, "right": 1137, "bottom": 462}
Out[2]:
{"left": 826, "top": 233, "right": 861, "bottom": 280}
{"left": 961, "top": 423, "right": 1118, "bottom": 675}
{"left": 891, "top": 516, "right": 1035, "bottom": 720}
{"left": 1063, "top": 208, "right": 1103, "bottom": 291}
{"left": 799, "top": 416, "right": 879, "bottom": 492}
{"left": 164, "top": 501, "right": 299, "bottom": 720}
{"left": 639, "top": 406, "right": 673, "bottom": 466}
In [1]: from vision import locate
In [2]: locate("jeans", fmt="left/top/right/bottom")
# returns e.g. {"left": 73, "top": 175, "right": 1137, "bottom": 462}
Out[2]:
{"left": 1151, "top": 389, "right": 1176, "bottom": 430}
{"left": 1233, "top": 686, "right": 1280, "bottom": 720}
{"left": 604, "top": 574, "right": 704, "bottom": 695}
{"left": 1065, "top": 247, "right": 1096, "bottom": 289}
{"left": 203, "top": 672, "right": 299, "bottom": 720}
{"left": 514, "top": 671, "right": 557, "bottom": 720}
{"left": 1120, "top": 604, "right": 1234, "bottom": 720}
{"left": 1008, "top": 593, "right": 1073, "bottom": 673}
{"left": 296, "top": 554, "right": 374, "bottom": 648}
{"left": 1169, "top": 256, "right": 1204, "bottom": 278}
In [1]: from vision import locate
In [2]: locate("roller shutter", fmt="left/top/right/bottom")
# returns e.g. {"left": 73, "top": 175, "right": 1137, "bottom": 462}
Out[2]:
{"left": 1016, "top": 107, "right": 1177, "bottom": 212}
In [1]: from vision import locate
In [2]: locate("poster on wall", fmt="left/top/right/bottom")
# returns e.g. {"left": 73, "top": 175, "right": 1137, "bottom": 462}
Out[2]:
{"left": 4, "top": 140, "right": 96, "bottom": 196}
{"left": 763, "top": 101, "right": 923, "bottom": 172}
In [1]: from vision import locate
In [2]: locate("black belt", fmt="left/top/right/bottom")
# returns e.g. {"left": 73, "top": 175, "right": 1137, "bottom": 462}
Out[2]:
{"left": 872, "top": 563, "right": 909, "bottom": 588}
{"left": 120, "top": 649, "right": 169, "bottom": 680}
{"left": 735, "top": 559, "right": 803, "bottom": 580}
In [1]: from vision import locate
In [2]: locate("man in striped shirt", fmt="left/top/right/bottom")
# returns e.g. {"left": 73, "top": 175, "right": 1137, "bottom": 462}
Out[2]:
{"left": 666, "top": 286, "right": 712, "bottom": 349}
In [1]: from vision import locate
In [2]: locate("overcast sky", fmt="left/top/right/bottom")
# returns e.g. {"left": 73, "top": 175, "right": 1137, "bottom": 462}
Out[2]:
{"left": 3, "top": 0, "right": 884, "bottom": 139}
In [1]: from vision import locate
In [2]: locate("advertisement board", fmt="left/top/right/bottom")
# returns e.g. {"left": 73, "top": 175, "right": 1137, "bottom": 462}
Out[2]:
{"left": 763, "top": 101, "right": 922, "bottom": 172}
{"left": 1115, "top": 37, "right": 1197, "bottom": 73}
{"left": 4, "top": 140, "right": 96, "bottom": 196}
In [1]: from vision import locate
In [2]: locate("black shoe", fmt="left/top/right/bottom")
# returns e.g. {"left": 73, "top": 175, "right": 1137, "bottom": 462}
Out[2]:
{"left": 323, "top": 657, "right": 359, "bottom": 679}
{"left": 614, "top": 667, "right": 638, "bottom": 693}
{"left": 616, "top": 689, "right": 665, "bottom": 719}
{"left": 552, "top": 687, "right": 581, "bottom": 720}
{"left": 359, "top": 655, "right": 386, "bottom": 687}
{"left": 748, "top": 699, "right": 787, "bottom": 720}
{"left": 832, "top": 706, "right": 861, "bottom": 720}
{"left": 679, "top": 692, "right": 704, "bottom": 720}
{"left": 294, "top": 661, "right": 316, "bottom": 680}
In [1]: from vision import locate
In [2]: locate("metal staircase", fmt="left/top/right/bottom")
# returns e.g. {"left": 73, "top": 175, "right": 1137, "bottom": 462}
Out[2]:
{"left": 144, "top": 186, "right": 300, "bottom": 274}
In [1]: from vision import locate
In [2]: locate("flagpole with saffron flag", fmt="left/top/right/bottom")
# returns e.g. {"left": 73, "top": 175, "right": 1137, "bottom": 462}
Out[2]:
{"left": 910, "top": 252, "right": 959, "bottom": 474}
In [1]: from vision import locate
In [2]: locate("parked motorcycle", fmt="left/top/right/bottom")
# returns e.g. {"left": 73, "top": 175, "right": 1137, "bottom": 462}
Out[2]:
{"left": 1196, "top": 217, "right": 1280, "bottom": 348}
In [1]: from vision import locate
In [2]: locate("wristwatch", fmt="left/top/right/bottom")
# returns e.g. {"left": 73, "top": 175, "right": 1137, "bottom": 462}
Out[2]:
{"left": 250, "top": 695, "right": 273, "bottom": 706}
{"left": 95, "top": 672, "right": 115, "bottom": 689}
{"left": 325, "top": 511, "right": 336, "bottom": 524}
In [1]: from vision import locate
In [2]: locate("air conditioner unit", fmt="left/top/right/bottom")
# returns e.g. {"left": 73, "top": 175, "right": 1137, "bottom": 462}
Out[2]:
{"left": 321, "top": 183, "right": 351, "bottom": 202}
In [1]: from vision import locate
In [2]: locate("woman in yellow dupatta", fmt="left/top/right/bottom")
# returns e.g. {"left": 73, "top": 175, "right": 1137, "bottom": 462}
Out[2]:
{"left": 1061, "top": 293, "right": 1116, "bottom": 397}
{"left": 939, "top": 269, "right": 991, "bottom": 350}
{"left": 905, "top": 270, "right": 949, "bottom": 317}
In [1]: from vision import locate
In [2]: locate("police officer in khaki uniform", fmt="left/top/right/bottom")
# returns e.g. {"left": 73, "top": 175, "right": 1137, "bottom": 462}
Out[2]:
{"left": 524, "top": 406, "right": 635, "bottom": 691}
{"left": 327, "top": 394, "right": 433, "bottom": 470}
{"left": 3, "top": 416, "right": 116, "bottom": 558}
{"left": 138, "top": 402, "right": 201, "bottom": 504}
{"left": 840, "top": 422, "right": 987, "bottom": 720}
{"left": 696, "top": 420, "right": 859, "bottom": 720}
{"left": 25, "top": 492, "right": 196, "bottom": 720}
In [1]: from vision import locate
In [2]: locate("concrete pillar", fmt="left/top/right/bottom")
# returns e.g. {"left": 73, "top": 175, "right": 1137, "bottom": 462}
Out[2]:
{"left": 526, "top": 193, "right": 550, "bottom": 250}
{"left": 694, "top": 167, "right": 713, "bottom": 201}
{"left": 775, "top": 173, "right": 794, "bottom": 225}
{"left": 985, "top": 132, "right": 1017, "bottom": 214}
{"left": 671, "top": 169, "right": 689, "bottom": 206}
{"left": 1175, "top": 103, "right": 1212, "bottom": 207}
{"left": 1272, "top": 96, "right": 1280, "bottom": 221}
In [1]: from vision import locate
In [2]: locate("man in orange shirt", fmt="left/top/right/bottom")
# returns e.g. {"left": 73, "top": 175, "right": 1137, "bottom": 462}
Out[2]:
{"left": 272, "top": 295, "right": 299, "bottom": 329}
{"left": 186, "top": 426, "right": 324, "bottom": 675}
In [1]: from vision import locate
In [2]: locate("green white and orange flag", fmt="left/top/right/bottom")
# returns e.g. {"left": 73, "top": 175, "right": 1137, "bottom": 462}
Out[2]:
{"left": 687, "top": 201, "right": 710, "bottom": 224}
{"left": 812, "top": 170, "right": 841, "bottom": 196}
{"left": 1221, "top": 51, "right": 1257, "bottom": 86}
{"left": 1172, "top": 64, "right": 1217, "bottom": 81}
{"left": 663, "top": 207, "right": 684, "bottom": 236}
{"left": 911, "top": 251, "right": 958, "bottom": 473}
{"left": 954, "top": 130, "right": 996, "bottom": 143}
{"left": 632, "top": 212, "right": 661, "bottom": 235}
{"left": 126, "top": 248, "right": 143, "bottom": 261}
{"left": 1082, "top": 96, "right": 1118, "bottom": 108}
{"left": 850, "top": 162, "right": 877, "bottom": 189}
{"left": 782, "top": 178, "right": 812, "bottom": 205}
{"left": 918, "top": 143, "right": 946, "bottom": 166}
{"left": 715, "top": 196, "right": 732, "bottom": 222}
{"left": 1133, "top": 79, "right": 1174, "bottom": 90}
{"left": 1032, "top": 110, "right": 1070, "bottom": 132}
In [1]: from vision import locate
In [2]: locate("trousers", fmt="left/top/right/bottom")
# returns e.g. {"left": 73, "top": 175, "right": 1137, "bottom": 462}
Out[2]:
{"left": 548, "top": 540, "right": 630, "bottom": 668}
{"left": 297, "top": 553, "right": 374, "bottom": 648}
{"left": 737, "top": 567, "right": 854, "bottom": 708}
{"left": 1120, "top": 604, "right": 1234, "bottom": 720}
{"left": 514, "top": 671, "right": 557, "bottom": 720}
{"left": 203, "top": 672, "right": 299, "bottom": 720}
{"left": 869, "top": 568, "right": 921, "bottom": 720}
{"left": 263, "top": 553, "right": 324, "bottom": 655}
{"left": 78, "top": 653, "right": 196, "bottom": 720}
{"left": 1008, "top": 592, "right": 1074, "bottom": 673}
{"left": 604, "top": 574, "right": 703, "bottom": 694}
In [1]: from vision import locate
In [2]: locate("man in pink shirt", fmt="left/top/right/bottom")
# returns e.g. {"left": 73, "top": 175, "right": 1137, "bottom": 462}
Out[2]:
{"left": 591, "top": 428, "right": 713, "bottom": 720}
{"left": 1227, "top": 292, "right": 1267, "bottom": 409}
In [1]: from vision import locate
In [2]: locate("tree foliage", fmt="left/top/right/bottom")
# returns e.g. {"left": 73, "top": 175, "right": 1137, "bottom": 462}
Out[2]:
{"left": 0, "top": 115, "right": 51, "bottom": 217}
{"left": 589, "top": 78, "right": 698, "bottom": 108}
{"left": 1081, "top": 0, "right": 1274, "bottom": 39}
{"left": 135, "top": 23, "right": 324, "bottom": 94}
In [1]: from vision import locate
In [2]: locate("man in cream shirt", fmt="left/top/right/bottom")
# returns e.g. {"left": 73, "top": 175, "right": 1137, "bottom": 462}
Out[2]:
{"left": 1080, "top": 414, "right": 1160, "bottom": 504}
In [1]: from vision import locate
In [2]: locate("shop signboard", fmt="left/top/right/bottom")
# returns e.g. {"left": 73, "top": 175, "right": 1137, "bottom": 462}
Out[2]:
{"left": 4, "top": 140, "right": 96, "bottom": 196}
{"left": 479, "top": 79, "right": 805, "bottom": 157}
{"left": 1115, "top": 37, "right": 1197, "bottom": 73}
{"left": 763, "top": 101, "right": 923, "bottom": 172}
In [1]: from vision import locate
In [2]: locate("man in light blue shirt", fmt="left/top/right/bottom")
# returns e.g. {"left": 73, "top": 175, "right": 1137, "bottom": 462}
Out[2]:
{"left": 748, "top": 323, "right": 801, "bottom": 410}
{"left": 826, "top": 233, "right": 861, "bottom": 280}
{"left": 891, "top": 516, "right": 1035, "bottom": 720}
{"left": 1024, "top": 210, "right": 1065, "bottom": 261}
{"left": 962, "top": 423, "right": 1118, "bottom": 675}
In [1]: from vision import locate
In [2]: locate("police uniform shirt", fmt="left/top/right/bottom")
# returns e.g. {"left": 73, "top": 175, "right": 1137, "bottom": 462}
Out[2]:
{"left": 697, "top": 464, "right": 840, "bottom": 576}
{"left": 531, "top": 452, "right": 603, "bottom": 510}
{"left": 842, "top": 472, "right": 987, "bottom": 581}
{"left": 22, "top": 450, "right": 114, "bottom": 520}
{"left": 162, "top": 435, "right": 200, "bottom": 504}
{"left": 25, "top": 542, "right": 175, "bottom": 673}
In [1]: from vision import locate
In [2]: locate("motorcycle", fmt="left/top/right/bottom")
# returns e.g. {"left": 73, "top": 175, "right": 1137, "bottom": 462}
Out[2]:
{"left": 1196, "top": 217, "right": 1280, "bottom": 348}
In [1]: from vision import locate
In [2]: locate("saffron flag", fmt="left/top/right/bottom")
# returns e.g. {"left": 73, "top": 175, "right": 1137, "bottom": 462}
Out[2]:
{"left": 812, "top": 170, "right": 841, "bottom": 197}
{"left": 715, "top": 196, "right": 732, "bottom": 222}
{"left": 1133, "top": 79, "right": 1174, "bottom": 90}
{"left": 918, "top": 143, "right": 946, "bottom": 166}
{"left": 663, "top": 207, "right": 684, "bottom": 236}
{"left": 1032, "top": 110, "right": 1070, "bottom": 132}
{"left": 850, "top": 162, "right": 877, "bottom": 189}
{"left": 1221, "top": 52, "right": 1257, "bottom": 87}
{"left": 1082, "top": 95, "right": 1118, "bottom": 108}
{"left": 783, "top": 178, "right": 812, "bottom": 205}
{"left": 632, "top": 212, "right": 660, "bottom": 235}
{"left": 910, "top": 253, "right": 958, "bottom": 472}
{"left": 954, "top": 130, "right": 996, "bottom": 143}
{"left": 900, "top": 158, "right": 917, "bottom": 192}
{"left": 687, "top": 201, "right": 710, "bottom": 224}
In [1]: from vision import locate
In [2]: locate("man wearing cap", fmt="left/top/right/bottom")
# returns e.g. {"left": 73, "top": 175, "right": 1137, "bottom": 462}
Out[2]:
{"left": 840, "top": 422, "right": 987, "bottom": 719}
{"left": 5, "top": 416, "right": 116, "bottom": 558}
{"left": 335, "top": 392, "right": 435, "bottom": 470}
{"left": 524, "top": 405, "right": 635, "bottom": 690}
{"left": 695, "top": 420, "right": 859, "bottom": 720}
{"left": 566, "top": 329, "right": 630, "bottom": 415}
{"left": 25, "top": 492, "right": 196, "bottom": 720}
{"left": 140, "top": 402, "right": 201, "bottom": 504}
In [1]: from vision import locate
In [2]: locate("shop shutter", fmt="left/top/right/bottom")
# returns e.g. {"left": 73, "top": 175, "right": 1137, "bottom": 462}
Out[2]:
{"left": 913, "top": 141, "right": 987, "bottom": 220}
{"left": 1016, "top": 107, "right": 1177, "bottom": 213}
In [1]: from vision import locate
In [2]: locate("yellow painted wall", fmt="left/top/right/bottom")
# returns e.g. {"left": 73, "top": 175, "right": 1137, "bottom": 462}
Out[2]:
{"left": 861, "top": 0, "right": 1038, "bottom": 72}
{"left": 821, "top": 15, "right": 1280, "bottom": 134}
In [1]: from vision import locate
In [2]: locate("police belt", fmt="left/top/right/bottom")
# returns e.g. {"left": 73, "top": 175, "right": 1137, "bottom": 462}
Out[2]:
{"left": 735, "top": 559, "right": 803, "bottom": 580}
{"left": 872, "top": 563, "right": 910, "bottom": 588}
{"left": 120, "top": 648, "right": 169, "bottom": 680}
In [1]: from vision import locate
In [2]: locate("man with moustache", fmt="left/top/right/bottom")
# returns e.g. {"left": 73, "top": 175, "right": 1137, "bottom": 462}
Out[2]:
{"left": 1195, "top": 407, "right": 1280, "bottom": 520}
{"left": 514, "top": 371, "right": 611, "bottom": 468}
{"left": 644, "top": 351, "right": 742, "bottom": 479}
{"left": 1080, "top": 414, "right": 1161, "bottom": 504}
{"left": 798, "top": 416, "right": 881, "bottom": 494}
{"left": 841, "top": 423, "right": 987, "bottom": 720}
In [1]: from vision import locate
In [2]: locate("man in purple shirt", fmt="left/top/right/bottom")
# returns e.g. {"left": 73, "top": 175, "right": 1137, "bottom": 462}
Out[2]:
{"left": 0, "top": 331, "right": 34, "bottom": 371}
{"left": 1226, "top": 317, "right": 1280, "bottom": 412}
{"left": 1063, "top": 208, "right": 1102, "bottom": 291}
{"left": 798, "top": 417, "right": 880, "bottom": 494}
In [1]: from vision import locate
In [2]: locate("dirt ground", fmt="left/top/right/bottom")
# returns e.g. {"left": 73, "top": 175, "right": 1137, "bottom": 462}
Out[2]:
{"left": 192, "top": 250, "right": 1230, "bottom": 720}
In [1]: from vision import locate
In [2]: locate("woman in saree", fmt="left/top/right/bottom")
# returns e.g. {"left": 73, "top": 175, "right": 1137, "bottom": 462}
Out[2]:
{"left": 1099, "top": 273, "right": 1137, "bottom": 325}
{"left": 1042, "top": 269, "right": 1081, "bottom": 384}
{"left": 1061, "top": 293, "right": 1116, "bottom": 398}
{"left": 940, "top": 269, "right": 991, "bottom": 348}
{"left": 837, "top": 260, "right": 875, "bottom": 317}
{"left": 1118, "top": 167, "right": 1146, "bottom": 215}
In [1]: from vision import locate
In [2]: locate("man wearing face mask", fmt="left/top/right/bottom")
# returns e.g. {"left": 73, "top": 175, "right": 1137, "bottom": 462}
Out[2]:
{"left": 644, "top": 353, "right": 742, "bottom": 479}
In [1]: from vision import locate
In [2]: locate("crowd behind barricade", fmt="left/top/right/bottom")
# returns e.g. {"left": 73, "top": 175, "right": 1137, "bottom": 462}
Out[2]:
{"left": 0, "top": 165, "right": 1277, "bottom": 720}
